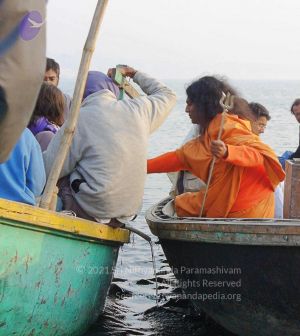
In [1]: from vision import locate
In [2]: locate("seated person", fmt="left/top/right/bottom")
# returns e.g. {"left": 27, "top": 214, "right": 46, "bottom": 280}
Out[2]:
{"left": 249, "top": 102, "right": 270, "bottom": 135}
{"left": 171, "top": 100, "right": 284, "bottom": 219}
{"left": 43, "top": 66, "right": 176, "bottom": 226}
{"left": 279, "top": 98, "right": 300, "bottom": 168}
{"left": 0, "top": 129, "right": 46, "bottom": 205}
{"left": 28, "top": 83, "right": 65, "bottom": 150}
{"left": 148, "top": 76, "right": 285, "bottom": 218}
{"left": 45, "top": 57, "right": 72, "bottom": 119}
{"left": 249, "top": 102, "right": 283, "bottom": 218}
{"left": 170, "top": 98, "right": 256, "bottom": 196}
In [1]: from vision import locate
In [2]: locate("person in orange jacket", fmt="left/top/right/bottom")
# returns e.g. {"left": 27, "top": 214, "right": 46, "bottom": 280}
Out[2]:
{"left": 148, "top": 76, "right": 285, "bottom": 218}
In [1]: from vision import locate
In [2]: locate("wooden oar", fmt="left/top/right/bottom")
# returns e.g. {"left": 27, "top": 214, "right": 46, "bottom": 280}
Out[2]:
{"left": 40, "top": 0, "right": 109, "bottom": 210}
{"left": 199, "top": 92, "right": 234, "bottom": 217}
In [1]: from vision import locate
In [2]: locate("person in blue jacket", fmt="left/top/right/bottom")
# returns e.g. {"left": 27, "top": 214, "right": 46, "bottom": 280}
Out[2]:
{"left": 279, "top": 98, "right": 300, "bottom": 168}
{"left": 0, "top": 128, "right": 46, "bottom": 205}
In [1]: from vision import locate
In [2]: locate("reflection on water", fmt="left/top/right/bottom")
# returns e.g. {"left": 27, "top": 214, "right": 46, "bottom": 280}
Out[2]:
{"left": 86, "top": 223, "right": 235, "bottom": 336}
{"left": 78, "top": 79, "right": 300, "bottom": 335}
{"left": 85, "top": 217, "right": 236, "bottom": 335}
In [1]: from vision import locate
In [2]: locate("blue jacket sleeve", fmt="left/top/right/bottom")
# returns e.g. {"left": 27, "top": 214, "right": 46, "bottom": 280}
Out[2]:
{"left": 26, "top": 138, "right": 46, "bottom": 197}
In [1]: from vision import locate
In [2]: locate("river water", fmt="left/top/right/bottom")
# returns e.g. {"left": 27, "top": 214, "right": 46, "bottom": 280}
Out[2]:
{"left": 61, "top": 79, "right": 300, "bottom": 336}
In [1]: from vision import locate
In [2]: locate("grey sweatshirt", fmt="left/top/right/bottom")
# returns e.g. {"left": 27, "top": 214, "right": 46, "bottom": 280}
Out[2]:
{"left": 43, "top": 71, "right": 176, "bottom": 221}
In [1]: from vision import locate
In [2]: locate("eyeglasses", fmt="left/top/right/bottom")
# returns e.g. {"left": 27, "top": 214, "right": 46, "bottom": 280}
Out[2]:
{"left": 257, "top": 123, "right": 267, "bottom": 129}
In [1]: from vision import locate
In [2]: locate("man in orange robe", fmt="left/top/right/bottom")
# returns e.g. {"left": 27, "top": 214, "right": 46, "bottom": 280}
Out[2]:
{"left": 148, "top": 113, "right": 285, "bottom": 218}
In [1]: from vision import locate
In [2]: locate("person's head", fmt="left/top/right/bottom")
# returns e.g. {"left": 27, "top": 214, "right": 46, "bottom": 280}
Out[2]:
{"left": 291, "top": 98, "right": 300, "bottom": 123}
{"left": 233, "top": 98, "right": 256, "bottom": 122}
{"left": 185, "top": 76, "right": 237, "bottom": 130}
{"left": 83, "top": 71, "right": 120, "bottom": 100}
{"left": 44, "top": 58, "right": 60, "bottom": 86}
{"left": 249, "top": 102, "right": 271, "bottom": 135}
{"left": 31, "top": 83, "right": 65, "bottom": 126}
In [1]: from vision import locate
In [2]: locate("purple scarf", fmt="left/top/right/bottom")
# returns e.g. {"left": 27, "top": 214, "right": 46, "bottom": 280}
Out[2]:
{"left": 28, "top": 116, "right": 59, "bottom": 136}
{"left": 83, "top": 71, "right": 120, "bottom": 100}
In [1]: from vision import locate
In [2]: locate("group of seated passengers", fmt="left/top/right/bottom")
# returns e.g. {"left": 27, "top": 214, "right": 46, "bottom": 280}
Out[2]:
{"left": 0, "top": 58, "right": 298, "bottom": 222}
{"left": 0, "top": 58, "right": 66, "bottom": 205}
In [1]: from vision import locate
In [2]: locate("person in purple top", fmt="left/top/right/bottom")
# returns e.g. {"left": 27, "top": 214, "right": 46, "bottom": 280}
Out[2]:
{"left": 28, "top": 82, "right": 65, "bottom": 150}
{"left": 29, "top": 116, "right": 60, "bottom": 136}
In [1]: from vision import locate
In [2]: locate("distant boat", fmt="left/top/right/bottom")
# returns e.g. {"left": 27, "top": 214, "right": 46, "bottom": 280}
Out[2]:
{"left": 0, "top": 198, "right": 129, "bottom": 336}
{"left": 146, "top": 197, "right": 300, "bottom": 336}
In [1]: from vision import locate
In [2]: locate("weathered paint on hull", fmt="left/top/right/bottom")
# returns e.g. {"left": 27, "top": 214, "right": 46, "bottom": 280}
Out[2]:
{"left": 0, "top": 219, "right": 120, "bottom": 336}
{"left": 0, "top": 198, "right": 129, "bottom": 336}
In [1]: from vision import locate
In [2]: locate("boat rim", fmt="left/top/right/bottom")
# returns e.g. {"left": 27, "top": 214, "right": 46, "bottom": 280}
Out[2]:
{"left": 0, "top": 198, "right": 130, "bottom": 245}
{"left": 146, "top": 198, "right": 300, "bottom": 246}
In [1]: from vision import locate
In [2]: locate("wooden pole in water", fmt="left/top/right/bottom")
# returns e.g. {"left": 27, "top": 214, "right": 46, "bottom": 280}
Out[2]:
{"left": 40, "top": 0, "right": 109, "bottom": 209}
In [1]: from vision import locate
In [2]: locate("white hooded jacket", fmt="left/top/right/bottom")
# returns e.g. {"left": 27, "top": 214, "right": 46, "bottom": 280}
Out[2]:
{"left": 43, "top": 71, "right": 176, "bottom": 221}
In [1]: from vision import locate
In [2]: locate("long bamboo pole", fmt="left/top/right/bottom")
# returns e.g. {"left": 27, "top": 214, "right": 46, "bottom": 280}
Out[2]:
{"left": 40, "top": 0, "right": 109, "bottom": 209}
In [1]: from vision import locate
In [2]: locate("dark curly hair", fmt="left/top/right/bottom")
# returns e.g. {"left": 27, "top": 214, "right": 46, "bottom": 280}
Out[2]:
{"left": 249, "top": 102, "right": 271, "bottom": 121}
{"left": 46, "top": 57, "right": 60, "bottom": 78}
{"left": 186, "top": 76, "right": 237, "bottom": 130}
{"left": 30, "top": 83, "right": 65, "bottom": 126}
{"left": 291, "top": 98, "right": 300, "bottom": 114}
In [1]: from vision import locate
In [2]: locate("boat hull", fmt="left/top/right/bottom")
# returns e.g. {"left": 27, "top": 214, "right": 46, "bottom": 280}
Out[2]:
{"left": 160, "top": 238, "right": 300, "bottom": 336}
{"left": 146, "top": 198, "right": 300, "bottom": 336}
{"left": 0, "top": 199, "right": 129, "bottom": 336}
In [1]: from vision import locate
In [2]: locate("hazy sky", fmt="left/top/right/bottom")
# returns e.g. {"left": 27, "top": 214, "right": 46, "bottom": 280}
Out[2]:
{"left": 47, "top": 0, "right": 300, "bottom": 80}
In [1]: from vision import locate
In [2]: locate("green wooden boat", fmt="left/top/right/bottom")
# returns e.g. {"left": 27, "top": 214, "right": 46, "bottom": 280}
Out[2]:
{"left": 0, "top": 198, "right": 130, "bottom": 336}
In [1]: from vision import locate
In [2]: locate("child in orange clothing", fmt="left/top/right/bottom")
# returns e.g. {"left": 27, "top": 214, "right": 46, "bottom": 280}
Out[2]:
{"left": 148, "top": 76, "right": 285, "bottom": 218}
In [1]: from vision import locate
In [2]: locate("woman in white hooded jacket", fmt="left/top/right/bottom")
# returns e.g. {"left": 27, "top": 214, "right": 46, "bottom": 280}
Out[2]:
{"left": 43, "top": 66, "right": 176, "bottom": 226}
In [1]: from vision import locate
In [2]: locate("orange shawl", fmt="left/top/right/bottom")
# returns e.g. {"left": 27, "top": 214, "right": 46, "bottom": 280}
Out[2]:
{"left": 175, "top": 113, "right": 285, "bottom": 218}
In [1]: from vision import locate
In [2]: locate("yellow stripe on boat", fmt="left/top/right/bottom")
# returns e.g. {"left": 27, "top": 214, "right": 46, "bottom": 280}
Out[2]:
{"left": 0, "top": 198, "right": 130, "bottom": 243}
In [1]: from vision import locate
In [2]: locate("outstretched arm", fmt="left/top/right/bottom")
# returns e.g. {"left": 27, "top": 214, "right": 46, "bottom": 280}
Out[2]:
{"left": 147, "top": 151, "right": 187, "bottom": 173}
